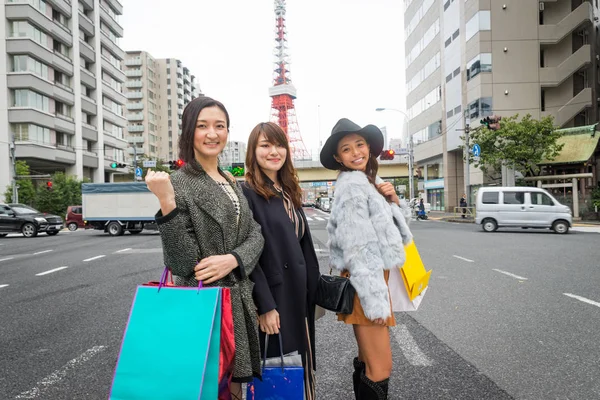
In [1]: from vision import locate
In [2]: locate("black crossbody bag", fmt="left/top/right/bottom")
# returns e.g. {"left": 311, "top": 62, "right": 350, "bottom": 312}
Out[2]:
{"left": 315, "top": 270, "right": 355, "bottom": 314}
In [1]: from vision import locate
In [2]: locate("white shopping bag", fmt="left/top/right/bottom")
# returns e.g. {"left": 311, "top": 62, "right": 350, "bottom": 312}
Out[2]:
{"left": 388, "top": 267, "right": 427, "bottom": 312}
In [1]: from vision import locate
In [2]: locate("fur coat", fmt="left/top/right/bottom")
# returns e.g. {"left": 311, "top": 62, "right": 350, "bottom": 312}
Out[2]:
{"left": 327, "top": 171, "right": 413, "bottom": 320}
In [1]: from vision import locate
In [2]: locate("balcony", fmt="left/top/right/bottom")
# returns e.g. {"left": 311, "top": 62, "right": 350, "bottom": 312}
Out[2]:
{"left": 7, "top": 73, "right": 54, "bottom": 99}
{"left": 127, "top": 135, "right": 145, "bottom": 144}
{"left": 105, "top": 0, "right": 123, "bottom": 15}
{"left": 539, "top": 2, "right": 592, "bottom": 45}
{"left": 46, "top": 0, "right": 72, "bottom": 17}
{"left": 101, "top": 57, "right": 126, "bottom": 83}
{"left": 100, "top": 31, "right": 125, "bottom": 61}
{"left": 15, "top": 141, "right": 76, "bottom": 164}
{"left": 125, "top": 58, "right": 142, "bottom": 67}
{"left": 79, "top": 0, "right": 94, "bottom": 11}
{"left": 104, "top": 131, "right": 128, "bottom": 148}
{"left": 126, "top": 91, "right": 143, "bottom": 100}
{"left": 5, "top": 3, "right": 72, "bottom": 47}
{"left": 177, "top": 78, "right": 184, "bottom": 85}
{"left": 83, "top": 153, "right": 99, "bottom": 169}
{"left": 103, "top": 106, "right": 127, "bottom": 126}
{"left": 125, "top": 69, "right": 143, "bottom": 77}
{"left": 102, "top": 82, "right": 127, "bottom": 105}
{"left": 128, "top": 125, "right": 144, "bottom": 132}
{"left": 127, "top": 113, "right": 144, "bottom": 122}
{"left": 542, "top": 87, "right": 592, "bottom": 127}
{"left": 6, "top": 38, "right": 53, "bottom": 65}
{"left": 127, "top": 102, "right": 144, "bottom": 110}
{"left": 80, "top": 67, "right": 96, "bottom": 89}
{"left": 540, "top": 45, "right": 591, "bottom": 87}
{"left": 80, "top": 39, "right": 96, "bottom": 63}
{"left": 125, "top": 81, "right": 143, "bottom": 89}
{"left": 81, "top": 96, "right": 97, "bottom": 115}
{"left": 79, "top": 10, "right": 94, "bottom": 36}
{"left": 82, "top": 124, "right": 98, "bottom": 142}
{"left": 99, "top": 4, "right": 124, "bottom": 37}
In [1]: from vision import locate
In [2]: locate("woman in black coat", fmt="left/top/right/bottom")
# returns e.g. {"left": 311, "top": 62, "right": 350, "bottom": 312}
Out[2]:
{"left": 241, "top": 122, "right": 321, "bottom": 400}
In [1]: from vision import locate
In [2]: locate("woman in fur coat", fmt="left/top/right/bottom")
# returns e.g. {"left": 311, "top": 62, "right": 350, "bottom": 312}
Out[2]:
{"left": 320, "top": 118, "right": 413, "bottom": 400}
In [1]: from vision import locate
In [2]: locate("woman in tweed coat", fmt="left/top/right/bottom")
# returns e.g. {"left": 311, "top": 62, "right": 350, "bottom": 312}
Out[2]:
{"left": 146, "top": 96, "right": 264, "bottom": 399}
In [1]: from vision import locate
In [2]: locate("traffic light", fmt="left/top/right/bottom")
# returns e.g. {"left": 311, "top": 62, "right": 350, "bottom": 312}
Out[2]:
{"left": 480, "top": 115, "right": 502, "bottom": 130}
{"left": 379, "top": 149, "right": 395, "bottom": 160}
{"left": 46, "top": 181, "right": 53, "bottom": 191}
{"left": 230, "top": 163, "right": 245, "bottom": 177}
{"left": 110, "top": 162, "right": 127, "bottom": 168}
{"left": 168, "top": 159, "right": 185, "bottom": 170}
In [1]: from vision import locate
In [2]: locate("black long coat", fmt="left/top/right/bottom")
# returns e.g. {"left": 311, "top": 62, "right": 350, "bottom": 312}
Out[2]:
{"left": 241, "top": 183, "right": 320, "bottom": 368}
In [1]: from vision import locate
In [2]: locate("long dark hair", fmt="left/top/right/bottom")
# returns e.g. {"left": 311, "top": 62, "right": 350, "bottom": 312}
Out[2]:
{"left": 178, "top": 96, "right": 230, "bottom": 163}
{"left": 336, "top": 134, "right": 379, "bottom": 184}
{"left": 245, "top": 122, "right": 302, "bottom": 208}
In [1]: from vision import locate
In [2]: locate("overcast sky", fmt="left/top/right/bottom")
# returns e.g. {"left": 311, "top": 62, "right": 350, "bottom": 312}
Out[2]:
{"left": 120, "top": 0, "right": 406, "bottom": 158}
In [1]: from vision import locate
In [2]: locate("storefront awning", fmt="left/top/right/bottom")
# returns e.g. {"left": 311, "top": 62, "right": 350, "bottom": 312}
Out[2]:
{"left": 539, "top": 124, "right": 600, "bottom": 165}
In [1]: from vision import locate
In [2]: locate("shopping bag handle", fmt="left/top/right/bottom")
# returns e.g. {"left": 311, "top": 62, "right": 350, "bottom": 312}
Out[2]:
{"left": 157, "top": 267, "right": 203, "bottom": 292}
{"left": 262, "top": 333, "right": 285, "bottom": 372}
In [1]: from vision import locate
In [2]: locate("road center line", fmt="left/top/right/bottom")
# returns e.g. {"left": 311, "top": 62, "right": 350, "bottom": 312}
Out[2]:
{"left": 0, "top": 257, "right": 14, "bottom": 262}
{"left": 36, "top": 267, "right": 68, "bottom": 276}
{"left": 33, "top": 250, "right": 53, "bottom": 255}
{"left": 563, "top": 293, "right": 600, "bottom": 308}
{"left": 0, "top": 284, "right": 9, "bottom": 289}
{"left": 453, "top": 255, "right": 474, "bottom": 263}
{"left": 83, "top": 255, "right": 105, "bottom": 262}
{"left": 15, "top": 345, "right": 107, "bottom": 399}
{"left": 115, "top": 248, "right": 131, "bottom": 253}
{"left": 392, "top": 325, "right": 433, "bottom": 366}
{"left": 492, "top": 269, "right": 528, "bottom": 281}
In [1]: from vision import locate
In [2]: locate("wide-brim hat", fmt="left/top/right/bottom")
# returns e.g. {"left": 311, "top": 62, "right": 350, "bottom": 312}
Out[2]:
{"left": 320, "top": 118, "right": 384, "bottom": 170}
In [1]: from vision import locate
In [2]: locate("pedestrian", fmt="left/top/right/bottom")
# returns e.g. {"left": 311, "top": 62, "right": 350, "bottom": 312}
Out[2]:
{"left": 241, "top": 122, "right": 320, "bottom": 399}
{"left": 320, "top": 118, "right": 413, "bottom": 400}
{"left": 145, "top": 96, "right": 264, "bottom": 400}
{"left": 460, "top": 194, "right": 468, "bottom": 218}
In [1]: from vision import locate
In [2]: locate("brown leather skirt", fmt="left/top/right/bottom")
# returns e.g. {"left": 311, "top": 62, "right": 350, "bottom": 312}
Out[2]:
{"left": 337, "top": 270, "right": 396, "bottom": 326}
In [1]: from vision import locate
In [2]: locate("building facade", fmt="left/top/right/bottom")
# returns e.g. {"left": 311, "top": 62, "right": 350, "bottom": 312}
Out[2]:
{"left": 404, "top": 0, "right": 600, "bottom": 211}
{"left": 123, "top": 53, "right": 201, "bottom": 164}
{"left": 0, "top": 0, "right": 128, "bottom": 195}
{"left": 220, "top": 140, "right": 247, "bottom": 166}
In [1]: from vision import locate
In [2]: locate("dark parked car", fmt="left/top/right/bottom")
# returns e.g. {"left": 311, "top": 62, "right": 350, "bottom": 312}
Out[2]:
{"left": 0, "top": 204, "right": 64, "bottom": 238}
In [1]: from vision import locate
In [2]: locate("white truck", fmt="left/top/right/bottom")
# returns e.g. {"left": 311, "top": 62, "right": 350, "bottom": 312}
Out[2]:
{"left": 82, "top": 182, "right": 161, "bottom": 236}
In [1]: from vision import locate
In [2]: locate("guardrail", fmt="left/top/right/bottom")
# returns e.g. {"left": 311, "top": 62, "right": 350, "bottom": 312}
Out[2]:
{"left": 453, "top": 206, "right": 476, "bottom": 219}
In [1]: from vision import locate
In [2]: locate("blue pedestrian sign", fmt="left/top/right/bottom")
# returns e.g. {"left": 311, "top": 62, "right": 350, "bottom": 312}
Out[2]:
{"left": 135, "top": 167, "right": 143, "bottom": 177}
{"left": 472, "top": 144, "right": 481, "bottom": 157}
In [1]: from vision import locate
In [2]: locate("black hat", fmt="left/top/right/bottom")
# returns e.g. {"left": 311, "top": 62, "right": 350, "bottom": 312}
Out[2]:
{"left": 319, "top": 118, "right": 384, "bottom": 170}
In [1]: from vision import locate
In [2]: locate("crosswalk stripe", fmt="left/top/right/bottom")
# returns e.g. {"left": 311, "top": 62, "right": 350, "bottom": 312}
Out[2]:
{"left": 315, "top": 217, "right": 325, "bottom": 221}
{"left": 305, "top": 217, "right": 313, "bottom": 221}
{"left": 392, "top": 324, "right": 433, "bottom": 366}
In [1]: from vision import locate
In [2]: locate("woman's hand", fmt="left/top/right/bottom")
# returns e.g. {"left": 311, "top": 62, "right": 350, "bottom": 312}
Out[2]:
{"left": 194, "top": 254, "right": 238, "bottom": 284}
{"left": 258, "top": 309, "right": 280, "bottom": 335}
{"left": 372, "top": 318, "right": 386, "bottom": 326}
{"left": 145, "top": 169, "right": 176, "bottom": 214}
{"left": 376, "top": 182, "right": 400, "bottom": 205}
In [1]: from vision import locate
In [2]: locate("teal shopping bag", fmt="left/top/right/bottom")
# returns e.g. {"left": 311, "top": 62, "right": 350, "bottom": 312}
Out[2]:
{"left": 109, "top": 285, "right": 222, "bottom": 400}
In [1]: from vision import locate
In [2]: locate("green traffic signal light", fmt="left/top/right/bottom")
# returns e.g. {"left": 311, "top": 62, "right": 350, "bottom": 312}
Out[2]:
{"left": 110, "top": 162, "right": 118, "bottom": 168}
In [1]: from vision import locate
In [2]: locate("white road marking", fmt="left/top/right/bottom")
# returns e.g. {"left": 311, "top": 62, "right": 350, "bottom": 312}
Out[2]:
{"left": 492, "top": 269, "right": 528, "bottom": 281}
{"left": 564, "top": 293, "right": 600, "bottom": 308}
{"left": 0, "top": 284, "right": 9, "bottom": 289}
{"left": 115, "top": 248, "right": 132, "bottom": 253}
{"left": 15, "top": 345, "right": 107, "bottom": 399}
{"left": 36, "top": 267, "right": 68, "bottom": 276}
{"left": 314, "top": 217, "right": 325, "bottom": 221}
{"left": 83, "top": 255, "right": 105, "bottom": 262}
{"left": 453, "top": 255, "right": 474, "bottom": 263}
{"left": 33, "top": 250, "right": 53, "bottom": 255}
{"left": 305, "top": 217, "right": 313, "bottom": 221}
{"left": 314, "top": 249, "right": 329, "bottom": 252}
{"left": 393, "top": 325, "right": 433, "bottom": 366}
{"left": 0, "top": 257, "right": 14, "bottom": 262}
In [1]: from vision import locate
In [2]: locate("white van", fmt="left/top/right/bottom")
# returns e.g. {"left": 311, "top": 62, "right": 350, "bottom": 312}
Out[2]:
{"left": 475, "top": 187, "right": 572, "bottom": 234}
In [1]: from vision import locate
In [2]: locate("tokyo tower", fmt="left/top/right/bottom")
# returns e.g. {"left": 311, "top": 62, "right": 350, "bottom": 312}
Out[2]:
{"left": 269, "top": 0, "right": 311, "bottom": 160}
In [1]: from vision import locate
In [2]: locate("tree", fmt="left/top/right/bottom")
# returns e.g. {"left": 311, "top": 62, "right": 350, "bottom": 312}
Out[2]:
{"left": 34, "top": 172, "right": 84, "bottom": 216}
{"left": 464, "top": 114, "right": 563, "bottom": 179}
{"left": 3, "top": 161, "right": 36, "bottom": 205}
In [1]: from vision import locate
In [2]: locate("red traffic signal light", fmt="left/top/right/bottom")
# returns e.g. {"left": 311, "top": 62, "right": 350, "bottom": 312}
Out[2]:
{"left": 380, "top": 149, "right": 395, "bottom": 160}
{"left": 46, "top": 181, "right": 53, "bottom": 190}
{"left": 176, "top": 159, "right": 184, "bottom": 168}
{"left": 169, "top": 159, "right": 185, "bottom": 170}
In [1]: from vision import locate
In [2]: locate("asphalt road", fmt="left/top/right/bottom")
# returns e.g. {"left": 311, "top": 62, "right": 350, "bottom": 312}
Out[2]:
{"left": 0, "top": 210, "right": 599, "bottom": 399}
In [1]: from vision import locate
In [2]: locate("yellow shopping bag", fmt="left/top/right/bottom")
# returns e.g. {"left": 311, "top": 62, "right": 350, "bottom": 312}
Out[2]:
{"left": 400, "top": 240, "right": 431, "bottom": 301}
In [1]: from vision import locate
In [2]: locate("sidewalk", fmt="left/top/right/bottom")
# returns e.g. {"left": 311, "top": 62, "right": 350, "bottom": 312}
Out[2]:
{"left": 427, "top": 211, "right": 600, "bottom": 226}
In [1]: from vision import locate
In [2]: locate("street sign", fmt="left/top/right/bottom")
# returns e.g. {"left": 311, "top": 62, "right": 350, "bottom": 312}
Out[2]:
{"left": 396, "top": 185, "right": 407, "bottom": 192}
{"left": 472, "top": 144, "right": 481, "bottom": 157}
{"left": 135, "top": 167, "right": 143, "bottom": 177}
{"left": 143, "top": 160, "right": 156, "bottom": 168}
{"left": 396, "top": 148, "right": 409, "bottom": 155}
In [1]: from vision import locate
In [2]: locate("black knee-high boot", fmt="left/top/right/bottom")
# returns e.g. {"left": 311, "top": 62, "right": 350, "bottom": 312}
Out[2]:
{"left": 352, "top": 357, "right": 365, "bottom": 398}
{"left": 357, "top": 370, "right": 389, "bottom": 400}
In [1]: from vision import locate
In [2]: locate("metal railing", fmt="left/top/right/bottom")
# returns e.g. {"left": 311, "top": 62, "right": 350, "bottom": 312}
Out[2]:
{"left": 453, "top": 206, "right": 476, "bottom": 219}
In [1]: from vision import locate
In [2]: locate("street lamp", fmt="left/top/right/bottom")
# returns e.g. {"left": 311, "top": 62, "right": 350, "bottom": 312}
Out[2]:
{"left": 376, "top": 107, "right": 414, "bottom": 200}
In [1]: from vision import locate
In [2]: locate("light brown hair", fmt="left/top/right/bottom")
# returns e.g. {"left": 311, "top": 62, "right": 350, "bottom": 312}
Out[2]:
{"left": 245, "top": 122, "right": 302, "bottom": 208}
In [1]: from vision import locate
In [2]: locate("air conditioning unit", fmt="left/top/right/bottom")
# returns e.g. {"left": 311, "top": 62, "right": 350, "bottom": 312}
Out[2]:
{"left": 539, "top": 2, "right": 544, "bottom": 11}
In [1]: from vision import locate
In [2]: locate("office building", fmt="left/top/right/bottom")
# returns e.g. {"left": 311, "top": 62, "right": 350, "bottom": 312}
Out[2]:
{"left": 405, "top": 0, "right": 600, "bottom": 211}
{"left": 0, "top": 0, "right": 128, "bottom": 195}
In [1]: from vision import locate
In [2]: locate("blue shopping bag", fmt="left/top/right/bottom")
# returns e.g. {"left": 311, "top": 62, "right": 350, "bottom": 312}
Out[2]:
{"left": 109, "top": 283, "right": 222, "bottom": 400}
{"left": 247, "top": 334, "right": 304, "bottom": 400}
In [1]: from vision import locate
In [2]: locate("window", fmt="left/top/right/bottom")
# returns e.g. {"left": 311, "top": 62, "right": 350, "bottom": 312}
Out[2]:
{"left": 10, "top": 21, "right": 48, "bottom": 46}
{"left": 55, "top": 101, "right": 72, "bottom": 118}
{"left": 53, "top": 40, "right": 70, "bottom": 59}
{"left": 482, "top": 192, "right": 499, "bottom": 204}
{"left": 466, "top": 11, "right": 491, "bottom": 41}
{"left": 454, "top": 105, "right": 461, "bottom": 115}
{"left": 7, "top": 0, "right": 46, "bottom": 13}
{"left": 12, "top": 55, "right": 49, "bottom": 79}
{"left": 81, "top": 84, "right": 89, "bottom": 97}
{"left": 56, "top": 132, "right": 73, "bottom": 148}
{"left": 406, "top": 19, "right": 440, "bottom": 66}
{"left": 468, "top": 97, "right": 492, "bottom": 119}
{"left": 13, "top": 89, "right": 49, "bottom": 111}
{"left": 406, "top": 0, "right": 435, "bottom": 38}
{"left": 408, "top": 86, "right": 441, "bottom": 119}
{"left": 503, "top": 192, "right": 525, "bottom": 205}
{"left": 467, "top": 53, "right": 492, "bottom": 81}
{"left": 453, "top": 67, "right": 460, "bottom": 77}
{"left": 407, "top": 52, "right": 440, "bottom": 93}
{"left": 52, "top": 9, "right": 69, "bottom": 29}
{"left": 54, "top": 70, "right": 71, "bottom": 89}
{"left": 11, "top": 123, "right": 51, "bottom": 145}
{"left": 452, "top": 29, "right": 460, "bottom": 40}
{"left": 531, "top": 192, "right": 554, "bottom": 206}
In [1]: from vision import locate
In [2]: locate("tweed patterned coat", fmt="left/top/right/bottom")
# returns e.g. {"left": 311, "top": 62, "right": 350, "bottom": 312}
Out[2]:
{"left": 155, "top": 160, "right": 265, "bottom": 382}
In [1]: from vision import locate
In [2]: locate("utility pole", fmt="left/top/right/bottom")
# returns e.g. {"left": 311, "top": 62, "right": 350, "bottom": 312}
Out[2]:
{"left": 133, "top": 145, "right": 138, "bottom": 182}
{"left": 10, "top": 137, "right": 18, "bottom": 203}
{"left": 458, "top": 110, "right": 471, "bottom": 203}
